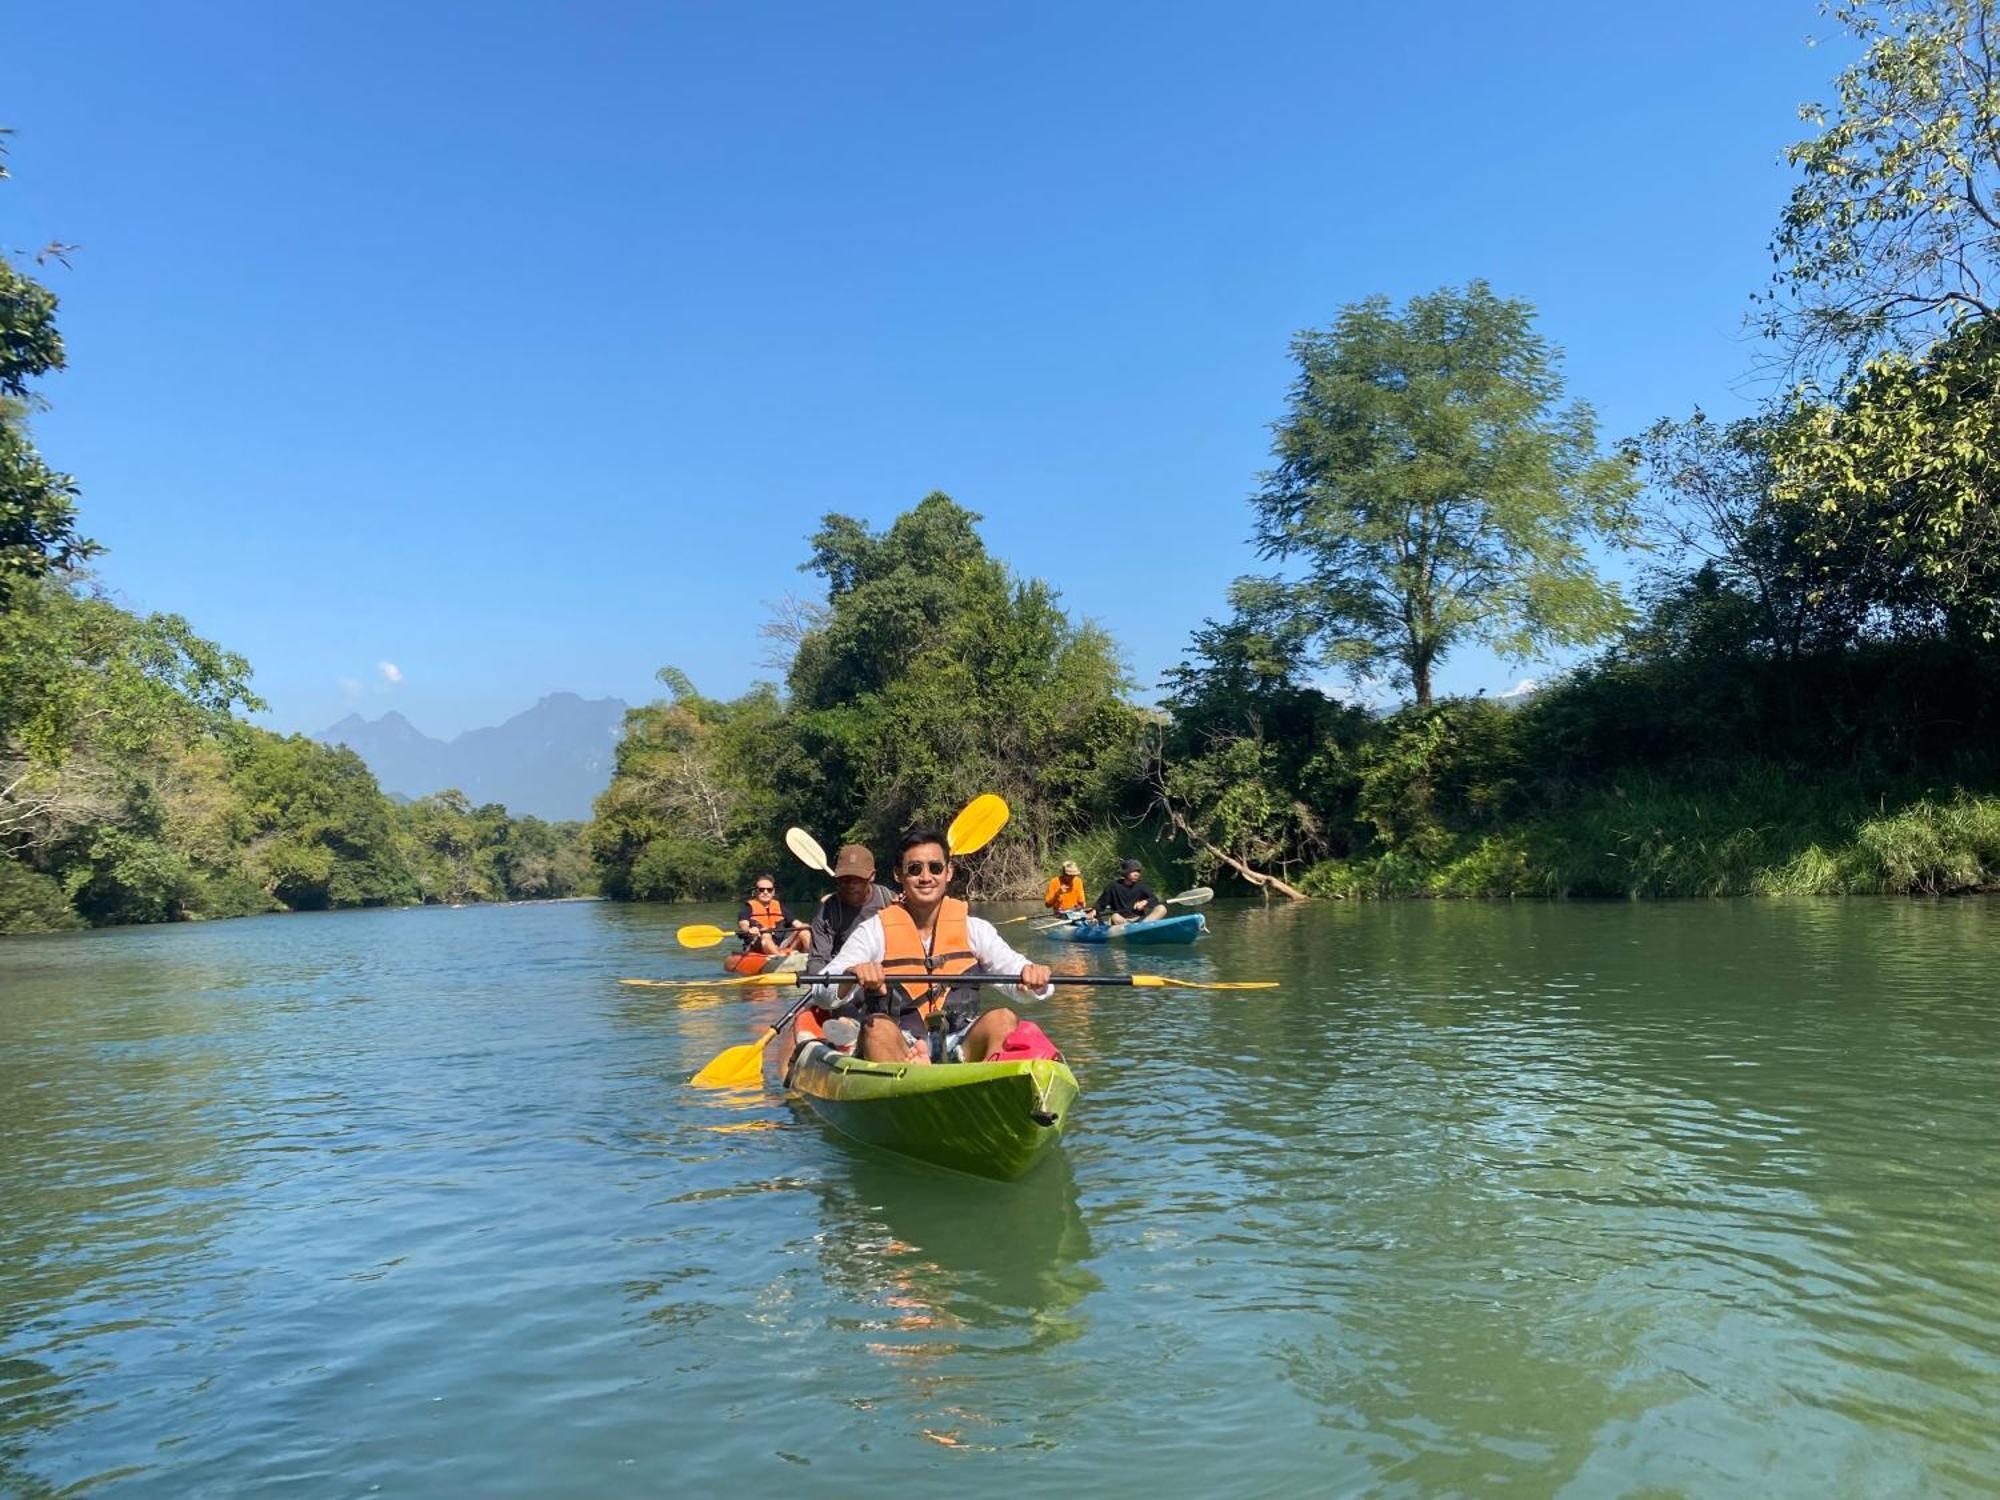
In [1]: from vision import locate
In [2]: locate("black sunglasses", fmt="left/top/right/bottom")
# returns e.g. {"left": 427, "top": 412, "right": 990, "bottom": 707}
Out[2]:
{"left": 753, "top": 885, "right": 774, "bottom": 893}
{"left": 901, "top": 859, "right": 948, "bottom": 876}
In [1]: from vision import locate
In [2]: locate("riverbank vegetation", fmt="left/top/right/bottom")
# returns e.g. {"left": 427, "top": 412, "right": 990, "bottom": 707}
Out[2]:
{"left": 8, "top": 0, "right": 2000, "bottom": 931}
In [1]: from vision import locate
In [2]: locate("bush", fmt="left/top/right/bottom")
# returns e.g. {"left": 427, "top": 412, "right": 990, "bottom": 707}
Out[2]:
{"left": 0, "top": 859, "right": 83, "bottom": 932}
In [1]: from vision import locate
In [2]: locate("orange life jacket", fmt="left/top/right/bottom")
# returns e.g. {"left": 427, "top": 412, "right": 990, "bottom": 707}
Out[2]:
{"left": 1043, "top": 874, "right": 1087, "bottom": 911}
{"left": 876, "top": 897, "right": 979, "bottom": 1020}
{"left": 745, "top": 896, "right": 786, "bottom": 931}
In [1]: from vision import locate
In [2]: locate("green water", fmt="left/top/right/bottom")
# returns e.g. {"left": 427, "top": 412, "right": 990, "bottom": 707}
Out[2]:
{"left": 2, "top": 898, "right": 1997, "bottom": 1496}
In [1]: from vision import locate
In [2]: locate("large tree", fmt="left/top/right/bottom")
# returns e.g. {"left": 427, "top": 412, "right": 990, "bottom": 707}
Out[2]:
{"left": 1769, "top": 0, "right": 2000, "bottom": 371}
{"left": 1248, "top": 281, "right": 1637, "bottom": 707}
{"left": 782, "top": 493, "right": 1143, "bottom": 891}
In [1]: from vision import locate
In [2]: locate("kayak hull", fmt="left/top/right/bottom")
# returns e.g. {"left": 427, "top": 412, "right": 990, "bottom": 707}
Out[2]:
{"left": 786, "top": 1039, "right": 1078, "bottom": 1181}
{"left": 1045, "top": 912, "right": 1207, "bottom": 945}
{"left": 723, "top": 949, "right": 807, "bottom": 976}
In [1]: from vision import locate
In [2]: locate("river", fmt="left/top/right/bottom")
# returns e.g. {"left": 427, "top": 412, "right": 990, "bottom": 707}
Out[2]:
{"left": 2, "top": 898, "right": 1996, "bottom": 1496}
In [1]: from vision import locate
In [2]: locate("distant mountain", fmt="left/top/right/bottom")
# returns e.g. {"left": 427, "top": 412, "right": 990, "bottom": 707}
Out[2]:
{"left": 318, "top": 693, "right": 628, "bottom": 822}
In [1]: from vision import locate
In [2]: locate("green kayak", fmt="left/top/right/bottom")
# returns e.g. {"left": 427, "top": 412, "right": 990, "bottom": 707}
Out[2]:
{"left": 785, "top": 1038, "right": 1078, "bottom": 1181}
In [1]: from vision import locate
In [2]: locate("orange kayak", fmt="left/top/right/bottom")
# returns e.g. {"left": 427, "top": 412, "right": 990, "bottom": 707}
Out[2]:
{"left": 723, "top": 949, "right": 807, "bottom": 976}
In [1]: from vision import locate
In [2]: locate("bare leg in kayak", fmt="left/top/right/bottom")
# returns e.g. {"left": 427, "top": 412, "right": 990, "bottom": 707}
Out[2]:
{"left": 858, "top": 1007, "right": 1018, "bottom": 1064}
{"left": 956, "top": 1008, "right": 1018, "bottom": 1062}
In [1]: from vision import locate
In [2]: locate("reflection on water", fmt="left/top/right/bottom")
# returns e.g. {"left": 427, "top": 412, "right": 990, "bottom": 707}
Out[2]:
{"left": 2, "top": 898, "right": 1998, "bottom": 1495}
{"left": 810, "top": 1149, "right": 1098, "bottom": 1357}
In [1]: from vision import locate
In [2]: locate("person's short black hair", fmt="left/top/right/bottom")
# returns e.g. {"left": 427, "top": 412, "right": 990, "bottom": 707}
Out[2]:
{"left": 897, "top": 827, "right": 951, "bottom": 862}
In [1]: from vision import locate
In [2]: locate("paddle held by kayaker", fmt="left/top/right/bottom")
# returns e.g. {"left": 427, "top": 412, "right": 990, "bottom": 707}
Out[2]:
{"left": 805, "top": 844, "right": 898, "bottom": 975}
{"left": 1043, "top": 859, "right": 1089, "bottom": 916}
{"left": 827, "top": 827, "right": 1053, "bottom": 1065}
{"left": 1094, "top": 858, "right": 1169, "bottom": 925}
{"left": 736, "top": 876, "right": 810, "bottom": 955}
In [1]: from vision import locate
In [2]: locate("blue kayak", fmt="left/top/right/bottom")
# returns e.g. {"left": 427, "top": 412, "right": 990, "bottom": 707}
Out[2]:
{"left": 1044, "top": 912, "right": 1207, "bottom": 945}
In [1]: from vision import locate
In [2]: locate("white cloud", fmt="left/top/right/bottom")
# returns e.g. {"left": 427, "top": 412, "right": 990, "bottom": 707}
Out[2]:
{"left": 1500, "top": 677, "right": 1540, "bottom": 699}
{"left": 377, "top": 661, "right": 404, "bottom": 685}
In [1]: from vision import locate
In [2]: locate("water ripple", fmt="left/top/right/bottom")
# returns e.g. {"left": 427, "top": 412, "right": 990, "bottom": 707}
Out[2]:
{"left": 3, "top": 898, "right": 1998, "bottom": 1495}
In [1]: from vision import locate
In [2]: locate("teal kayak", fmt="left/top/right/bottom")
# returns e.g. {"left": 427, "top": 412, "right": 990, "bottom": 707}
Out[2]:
{"left": 1044, "top": 912, "right": 1207, "bottom": 945}
{"left": 784, "top": 1037, "right": 1078, "bottom": 1181}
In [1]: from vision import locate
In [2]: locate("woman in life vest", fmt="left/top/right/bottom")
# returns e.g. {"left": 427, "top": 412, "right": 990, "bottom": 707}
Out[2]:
{"left": 825, "top": 827, "right": 1053, "bottom": 1065}
{"left": 736, "top": 876, "right": 809, "bottom": 955}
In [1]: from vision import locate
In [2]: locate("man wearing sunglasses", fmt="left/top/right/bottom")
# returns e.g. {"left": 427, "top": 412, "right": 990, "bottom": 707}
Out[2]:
{"left": 823, "top": 827, "right": 1053, "bottom": 1065}
{"left": 736, "top": 876, "right": 809, "bottom": 956}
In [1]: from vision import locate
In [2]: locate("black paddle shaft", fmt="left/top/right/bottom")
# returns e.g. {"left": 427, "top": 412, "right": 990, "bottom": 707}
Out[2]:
{"left": 814, "top": 972, "right": 1133, "bottom": 988}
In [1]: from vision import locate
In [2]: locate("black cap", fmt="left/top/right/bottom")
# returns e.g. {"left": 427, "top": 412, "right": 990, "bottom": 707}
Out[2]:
{"left": 1119, "top": 858, "right": 1142, "bottom": 873}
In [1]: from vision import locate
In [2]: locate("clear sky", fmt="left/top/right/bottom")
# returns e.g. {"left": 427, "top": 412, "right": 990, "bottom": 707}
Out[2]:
{"left": 6, "top": 1, "right": 1843, "bottom": 737}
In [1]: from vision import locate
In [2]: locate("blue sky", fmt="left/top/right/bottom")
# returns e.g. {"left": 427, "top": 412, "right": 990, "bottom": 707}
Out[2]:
{"left": 7, "top": 1, "right": 1842, "bottom": 736}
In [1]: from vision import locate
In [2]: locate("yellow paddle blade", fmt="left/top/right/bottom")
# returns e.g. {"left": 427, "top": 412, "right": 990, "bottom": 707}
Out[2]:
{"left": 946, "top": 794, "right": 1010, "bottom": 856}
{"left": 690, "top": 1030, "right": 777, "bottom": 1088}
{"left": 785, "top": 826, "right": 833, "bottom": 874}
{"left": 619, "top": 972, "right": 803, "bottom": 990}
{"left": 675, "top": 923, "right": 730, "bottom": 948}
{"left": 1129, "top": 974, "right": 1280, "bottom": 991}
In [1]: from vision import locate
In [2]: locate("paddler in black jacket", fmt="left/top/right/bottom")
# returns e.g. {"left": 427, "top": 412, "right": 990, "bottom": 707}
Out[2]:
{"left": 805, "top": 844, "right": 897, "bottom": 975}
{"left": 1094, "top": 858, "right": 1169, "bottom": 926}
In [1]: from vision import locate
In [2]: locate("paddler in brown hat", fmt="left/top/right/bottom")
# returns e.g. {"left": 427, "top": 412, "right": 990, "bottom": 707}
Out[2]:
{"left": 805, "top": 843, "right": 898, "bottom": 976}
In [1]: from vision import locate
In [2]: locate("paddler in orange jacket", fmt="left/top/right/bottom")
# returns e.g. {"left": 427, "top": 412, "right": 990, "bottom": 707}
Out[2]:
{"left": 825, "top": 826, "right": 1052, "bottom": 1065}
{"left": 1042, "top": 859, "right": 1089, "bottom": 916}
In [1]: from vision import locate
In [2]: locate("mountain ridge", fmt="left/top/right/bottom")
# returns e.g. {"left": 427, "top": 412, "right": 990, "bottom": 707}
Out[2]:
{"left": 316, "top": 692, "right": 628, "bottom": 821}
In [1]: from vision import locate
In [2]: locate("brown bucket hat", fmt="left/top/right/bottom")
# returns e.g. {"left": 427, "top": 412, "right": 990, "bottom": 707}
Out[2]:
{"left": 832, "top": 844, "right": 876, "bottom": 878}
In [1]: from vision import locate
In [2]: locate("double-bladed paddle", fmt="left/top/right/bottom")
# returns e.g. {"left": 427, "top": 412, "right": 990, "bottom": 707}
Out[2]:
{"left": 679, "top": 968, "right": 1275, "bottom": 1088}
{"left": 631, "top": 969, "right": 1276, "bottom": 994}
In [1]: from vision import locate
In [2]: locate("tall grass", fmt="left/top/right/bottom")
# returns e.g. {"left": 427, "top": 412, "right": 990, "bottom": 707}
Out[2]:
{"left": 1052, "top": 821, "right": 1196, "bottom": 896}
{"left": 1298, "top": 775, "right": 2000, "bottom": 898}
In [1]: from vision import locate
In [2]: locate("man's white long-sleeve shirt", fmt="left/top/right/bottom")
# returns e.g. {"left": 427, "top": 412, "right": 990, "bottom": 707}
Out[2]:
{"left": 820, "top": 912, "right": 1054, "bottom": 1003}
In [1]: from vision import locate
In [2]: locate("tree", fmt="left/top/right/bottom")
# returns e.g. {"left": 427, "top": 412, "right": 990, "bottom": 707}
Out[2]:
{"left": 1, "top": 131, "right": 96, "bottom": 602}
{"left": 782, "top": 493, "right": 1144, "bottom": 890}
{"left": 1249, "top": 282, "right": 1638, "bottom": 707}
{"left": 1769, "top": 317, "right": 2000, "bottom": 636}
{"left": 586, "top": 670, "right": 787, "bottom": 901}
{"left": 1, "top": 579, "right": 259, "bottom": 857}
{"left": 1628, "top": 407, "right": 1883, "bottom": 656}
{"left": 230, "top": 735, "right": 414, "bottom": 910}
{"left": 1769, "top": 0, "right": 2000, "bottom": 370}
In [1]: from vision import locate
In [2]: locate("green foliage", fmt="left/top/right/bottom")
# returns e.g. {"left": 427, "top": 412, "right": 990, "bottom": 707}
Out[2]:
{"left": 1351, "top": 700, "right": 1525, "bottom": 859}
{"left": 785, "top": 494, "right": 1146, "bottom": 880}
{"left": 1771, "top": 0, "right": 2000, "bottom": 366}
{"left": 230, "top": 734, "right": 415, "bottom": 910}
{"left": 1770, "top": 319, "right": 2000, "bottom": 637}
{"left": 587, "top": 674, "right": 787, "bottom": 900}
{"left": 1, "top": 152, "right": 97, "bottom": 602}
{"left": 1249, "top": 281, "right": 1638, "bottom": 705}
{"left": 1046, "top": 822, "right": 1193, "bottom": 898}
{"left": 591, "top": 495, "right": 1146, "bottom": 902}
{"left": 0, "top": 577, "right": 258, "bottom": 765}
{"left": 386, "top": 791, "right": 592, "bottom": 905}
{"left": 1626, "top": 407, "right": 1885, "bottom": 655}
{"left": 0, "top": 856, "right": 79, "bottom": 931}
